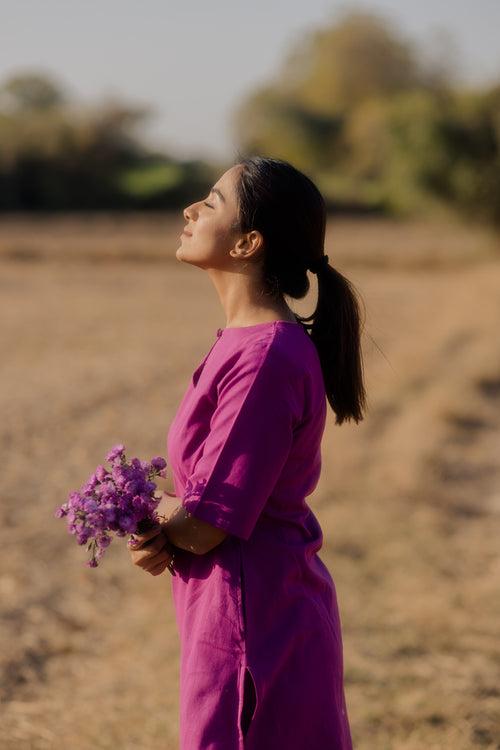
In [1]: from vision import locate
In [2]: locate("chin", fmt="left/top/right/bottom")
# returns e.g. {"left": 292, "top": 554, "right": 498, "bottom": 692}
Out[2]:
{"left": 176, "top": 252, "right": 198, "bottom": 267}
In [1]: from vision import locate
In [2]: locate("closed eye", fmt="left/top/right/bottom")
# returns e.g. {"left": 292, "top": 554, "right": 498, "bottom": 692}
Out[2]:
{"left": 204, "top": 201, "right": 214, "bottom": 208}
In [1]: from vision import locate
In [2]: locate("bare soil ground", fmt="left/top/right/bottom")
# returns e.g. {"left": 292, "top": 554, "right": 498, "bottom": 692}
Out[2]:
{"left": 0, "top": 213, "right": 499, "bottom": 749}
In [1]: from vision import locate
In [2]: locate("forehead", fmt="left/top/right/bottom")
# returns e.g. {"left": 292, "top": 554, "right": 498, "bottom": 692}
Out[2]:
{"left": 213, "top": 165, "right": 243, "bottom": 201}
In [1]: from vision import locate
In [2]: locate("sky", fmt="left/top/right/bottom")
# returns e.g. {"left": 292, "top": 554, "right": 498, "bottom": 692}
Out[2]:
{"left": 1, "top": 0, "right": 499, "bottom": 162}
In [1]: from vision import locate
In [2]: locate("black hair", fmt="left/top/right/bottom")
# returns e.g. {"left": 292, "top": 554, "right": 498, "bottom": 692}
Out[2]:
{"left": 232, "top": 153, "right": 367, "bottom": 425}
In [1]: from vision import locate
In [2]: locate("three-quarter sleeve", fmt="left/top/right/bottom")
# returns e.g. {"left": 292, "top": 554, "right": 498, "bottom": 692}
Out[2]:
{"left": 181, "top": 340, "right": 303, "bottom": 541}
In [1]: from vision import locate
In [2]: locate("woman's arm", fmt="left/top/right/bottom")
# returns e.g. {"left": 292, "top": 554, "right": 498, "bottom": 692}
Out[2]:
{"left": 161, "top": 501, "right": 228, "bottom": 555}
{"left": 128, "top": 490, "right": 228, "bottom": 569}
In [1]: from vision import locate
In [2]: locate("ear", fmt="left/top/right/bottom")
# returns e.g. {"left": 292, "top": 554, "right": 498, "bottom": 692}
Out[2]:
{"left": 236, "top": 230, "right": 264, "bottom": 260}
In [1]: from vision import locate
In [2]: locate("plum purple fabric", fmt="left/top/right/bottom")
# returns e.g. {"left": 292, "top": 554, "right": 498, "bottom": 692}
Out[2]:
{"left": 166, "top": 320, "right": 353, "bottom": 750}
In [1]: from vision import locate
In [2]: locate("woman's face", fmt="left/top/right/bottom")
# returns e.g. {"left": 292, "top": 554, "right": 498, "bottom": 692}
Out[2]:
{"left": 177, "top": 164, "right": 245, "bottom": 270}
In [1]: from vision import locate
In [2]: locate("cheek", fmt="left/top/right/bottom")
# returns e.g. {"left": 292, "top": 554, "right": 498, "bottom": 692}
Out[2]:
{"left": 197, "top": 216, "right": 230, "bottom": 248}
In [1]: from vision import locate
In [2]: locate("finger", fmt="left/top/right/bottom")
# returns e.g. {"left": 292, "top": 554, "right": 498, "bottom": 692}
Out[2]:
{"left": 128, "top": 525, "right": 162, "bottom": 549}
{"left": 129, "top": 535, "right": 167, "bottom": 562}
{"left": 148, "top": 559, "right": 169, "bottom": 576}
{"left": 135, "top": 524, "right": 162, "bottom": 543}
{"left": 136, "top": 547, "right": 172, "bottom": 570}
{"left": 131, "top": 541, "right": 168, "bottom": 567}
{"left": 149, "top": 535, "right": 169, "bottom": 554}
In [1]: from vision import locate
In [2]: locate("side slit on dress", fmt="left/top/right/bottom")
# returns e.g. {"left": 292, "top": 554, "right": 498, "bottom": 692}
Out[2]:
{"left": 240, "top": 667, "right": 257, "bottom": 737}
{"left": 239, "top": 542, "right": 257, "bottom": 737}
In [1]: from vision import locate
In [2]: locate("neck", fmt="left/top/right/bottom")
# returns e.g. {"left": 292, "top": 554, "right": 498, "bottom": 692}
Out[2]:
{"left": 207, "top": 267, "right": 295, "bottom": 328}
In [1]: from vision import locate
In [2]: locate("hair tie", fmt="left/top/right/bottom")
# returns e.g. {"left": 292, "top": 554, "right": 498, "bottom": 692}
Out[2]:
{"left": 308, "top": 254, "right": 329, "bottom": 274}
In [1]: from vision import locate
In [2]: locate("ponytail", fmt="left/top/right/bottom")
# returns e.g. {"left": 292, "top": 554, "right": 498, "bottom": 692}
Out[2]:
{"left": 296, "top": 258, "right": 367, "bottom": 425}
{"left": 233, "top": 155, "right": 368, "bottom": 426}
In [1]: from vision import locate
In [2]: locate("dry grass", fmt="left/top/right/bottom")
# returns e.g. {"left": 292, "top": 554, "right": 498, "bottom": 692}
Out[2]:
{"left": 1, "top": 213, "right": 499, "bottom": 749}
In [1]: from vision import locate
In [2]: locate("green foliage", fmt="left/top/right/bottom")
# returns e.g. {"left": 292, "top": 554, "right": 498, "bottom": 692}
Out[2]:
{"left": 0, "top": 70, "right": 218, "bottom": 210}
{"left": 231, "top": 9, "right": 500, "bottom": 228}
{"left": 285, "top": 10, "right": 424, "bottom": 114}
{"left": 230, "top": 87, "right": 344, "bottom": 173}
{"left": 115, "top": 162, "right": 183, "bottom": 199}
{"left": 2, "top": 10, "right": 500, "bottom": 231}
{"left": 423, "top": 87, "right": 500, "bottom": 226}
{"left": 0, "top": 71, "right": 68, "bottom": 112}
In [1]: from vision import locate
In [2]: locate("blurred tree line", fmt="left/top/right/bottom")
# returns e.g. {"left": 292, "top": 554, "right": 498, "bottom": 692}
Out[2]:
{"left": 1, "top": 8, "right": 500, "bottom": 228}
{"left": 0, "top": 72, "right": 216, "bottom": 212}
{"left": 231, "top": 9, "right": 500, "bottom": 228}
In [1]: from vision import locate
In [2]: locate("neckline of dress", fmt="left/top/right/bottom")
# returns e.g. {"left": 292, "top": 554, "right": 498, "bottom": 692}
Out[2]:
{"left": 216, "top": 320, "right": 303, "bottom": 337}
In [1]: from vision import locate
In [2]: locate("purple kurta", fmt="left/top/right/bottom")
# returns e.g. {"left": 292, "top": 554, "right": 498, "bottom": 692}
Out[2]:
{"left": 166, "top": 320, "right": 353, "bottom": 750}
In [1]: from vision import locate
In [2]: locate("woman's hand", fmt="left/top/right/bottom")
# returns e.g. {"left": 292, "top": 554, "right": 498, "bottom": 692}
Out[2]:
{"left": 128, "top": 523, "right": 176, "bottom": 576}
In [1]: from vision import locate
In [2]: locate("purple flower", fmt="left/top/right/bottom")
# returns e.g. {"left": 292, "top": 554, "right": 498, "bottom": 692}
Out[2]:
{"left": 111, "top": 465, "right": 128, "bottom": 489}
{"left": 151, "top": 456, "right": 167, "bottom": 470}
{"left": 81, "top": 476, "right": 98, "bottom": 493}
{"left": 105, "top": 444, "right": 125, "bottom": 463}
{"left": 81, "top": 498, "right": 98, "bottom": 513}
{"left": 57, "top": 444, "right": 168, "bottom": 568}
{"left": 95, "top": 465, "right": 109, "bottom": 482}
{"left": 67, "top": 492, "right": 81, "bottom": 508}
{"left": 124, "top": 479, "right": 140, "bottom": 495}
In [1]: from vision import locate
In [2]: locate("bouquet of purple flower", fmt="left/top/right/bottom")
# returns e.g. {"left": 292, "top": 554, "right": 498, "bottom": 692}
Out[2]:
{"left": 55, "top": 444, "right": 168, "bottom": 568}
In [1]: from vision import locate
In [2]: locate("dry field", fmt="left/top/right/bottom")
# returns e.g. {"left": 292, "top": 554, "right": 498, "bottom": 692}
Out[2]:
{"left": 1, "top": 213, "right": 499, "bottom": 749}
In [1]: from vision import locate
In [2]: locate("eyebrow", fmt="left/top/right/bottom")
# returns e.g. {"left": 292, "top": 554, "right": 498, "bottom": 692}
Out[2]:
{"left": 210, "top": 187, "right": 226, "bottom": 203}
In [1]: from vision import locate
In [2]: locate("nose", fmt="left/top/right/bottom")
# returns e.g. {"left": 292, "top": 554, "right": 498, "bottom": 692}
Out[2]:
{"left": 183, "top": 203, "right": 198, "bottom": 223}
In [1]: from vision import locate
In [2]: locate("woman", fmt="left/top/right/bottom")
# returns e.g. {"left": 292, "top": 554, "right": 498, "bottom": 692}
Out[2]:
{"left": 129, "top": 156, "right": 366, "bottom": 749}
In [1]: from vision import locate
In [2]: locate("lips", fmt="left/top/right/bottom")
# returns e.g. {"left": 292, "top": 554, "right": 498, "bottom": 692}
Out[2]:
{"left": 182, "top": 227, "right": 193, "bottom": 236}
